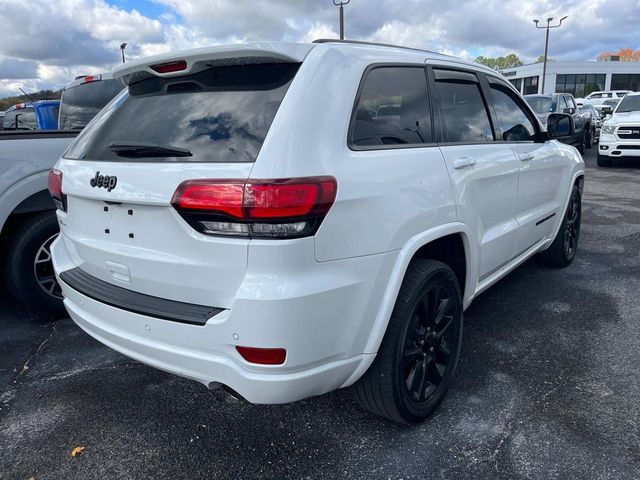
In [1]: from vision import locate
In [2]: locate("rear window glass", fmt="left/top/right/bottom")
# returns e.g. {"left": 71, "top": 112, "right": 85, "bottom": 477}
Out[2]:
{"left": 59, "top": 79, "right": 124, "bottom": 130}
{"left": 2, "top": 107, "right": 37, "bottom": 130}
{"left": 65, "top": 63, "right": 299, "bottom": 163}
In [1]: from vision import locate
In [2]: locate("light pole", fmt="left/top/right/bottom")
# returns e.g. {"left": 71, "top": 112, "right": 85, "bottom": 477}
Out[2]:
{"left": 333, "top": 0, "right": 350, "bottom": 40}
{"left": 533, "top": 16, "right": 568, "bottom": 94}
{"left": 120, "top": 42, "right": 128, "bottom": 63}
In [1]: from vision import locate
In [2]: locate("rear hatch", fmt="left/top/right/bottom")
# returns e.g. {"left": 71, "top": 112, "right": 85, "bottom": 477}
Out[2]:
{"left": 56, "top": 44, "right": 311, "bottom": 308}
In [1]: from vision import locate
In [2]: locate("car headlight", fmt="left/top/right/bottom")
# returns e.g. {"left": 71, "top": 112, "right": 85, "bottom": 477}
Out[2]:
{"left": 601, "top": 124, "right": 615, "bottom": 135}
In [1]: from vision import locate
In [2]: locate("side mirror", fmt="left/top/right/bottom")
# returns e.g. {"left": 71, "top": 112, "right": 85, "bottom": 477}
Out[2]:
{"left": 563, "top": 107, "right": 575, "bottom": 115}
{"left": 602, "top": 106, "right": 613, "bottom": 115}
{"left": 547, "top": 113, "right": 574, "bottom": 139}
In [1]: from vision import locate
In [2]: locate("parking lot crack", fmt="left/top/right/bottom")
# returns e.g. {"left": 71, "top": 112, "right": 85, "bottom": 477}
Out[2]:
{"left": 11, "top": 321, "right": 59, "bottom": 385}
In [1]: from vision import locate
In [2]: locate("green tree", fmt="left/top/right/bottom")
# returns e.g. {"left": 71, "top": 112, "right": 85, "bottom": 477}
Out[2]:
{"left": 0, "top": 89, "right": 62, "bottom": 111}
{"left": 536, "top": 55, "right": 554, "bottom": 63}
{"left": 475, "top": 53, "right": 524, "bottom": 70}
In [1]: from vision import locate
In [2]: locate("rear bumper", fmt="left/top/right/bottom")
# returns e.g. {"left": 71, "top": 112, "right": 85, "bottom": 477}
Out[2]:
{"left": 52, "top": 234, "right": 393, "bottom": 404}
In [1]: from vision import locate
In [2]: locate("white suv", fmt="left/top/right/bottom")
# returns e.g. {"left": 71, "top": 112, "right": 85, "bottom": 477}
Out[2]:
{"left": 577, "top": 90, "right": 630, "bottom": 106}
{"left": 50, "top": 41, "right": 585, "bottom": 424}
{"left": 597, "top": 91, "right": 640, "bottom": 167}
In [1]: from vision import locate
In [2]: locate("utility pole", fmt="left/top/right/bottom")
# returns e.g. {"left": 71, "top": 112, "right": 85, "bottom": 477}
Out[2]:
{"left": 120, "top": 42, "right": 128, "bottom": 63}
{"left": 533, "top": 16, "right": 568, "bottom": 94}
{"left": 333, "top": 0, "right": 350, "bottom": 40}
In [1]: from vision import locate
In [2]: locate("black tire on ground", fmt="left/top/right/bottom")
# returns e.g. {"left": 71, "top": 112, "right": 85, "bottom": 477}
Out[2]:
{"left": 353, "top": 259, "right": 463, "bottom": 424}
{"left": 4, "top": 212, "right": 65, "bottom": 318}
{"left": 538, "top": 184, "right": 581, "bottom": 268}
{"left": 597, "top": 152, "right": 613, "bottom": 167}
{"left": 576, "top": 130, "right": 587, "bottom": 154}
{"left": 586, "top": 126, "right": 594, "bottom": 149}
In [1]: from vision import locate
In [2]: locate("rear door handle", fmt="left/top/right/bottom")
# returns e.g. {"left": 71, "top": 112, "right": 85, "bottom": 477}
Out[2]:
{"left": 453, "top": 157, "right": 477, "bottom": 169}
{"left": 519, "top": 152, "right": 535, "bottom": 161}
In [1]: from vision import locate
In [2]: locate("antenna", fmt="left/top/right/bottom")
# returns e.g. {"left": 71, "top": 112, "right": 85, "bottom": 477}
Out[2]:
{"left": 332, "top": 0, "right": 351, "bottom": 40}
{"left": 18, "top": 87, "right": 34, "bottom": 101}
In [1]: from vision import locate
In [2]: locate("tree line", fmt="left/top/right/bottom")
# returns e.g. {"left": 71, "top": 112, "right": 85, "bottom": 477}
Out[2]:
{"left": 0, "top": 89, "right": 62, "bottom": 111}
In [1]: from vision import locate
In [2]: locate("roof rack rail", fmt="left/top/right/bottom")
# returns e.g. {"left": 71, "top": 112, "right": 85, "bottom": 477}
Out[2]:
{"left": 312, "top": 38, "right": 444, "bottom": 56}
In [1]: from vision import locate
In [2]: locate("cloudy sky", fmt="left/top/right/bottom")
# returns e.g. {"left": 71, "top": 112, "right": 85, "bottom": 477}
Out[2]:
{"left": 0, "top": 0, "right": 638, "bottom": 97}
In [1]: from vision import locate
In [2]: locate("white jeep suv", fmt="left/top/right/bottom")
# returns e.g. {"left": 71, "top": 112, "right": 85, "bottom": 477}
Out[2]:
{"left": 50, "top": 41, "right": 585, "bottom": 424}
{"left": 597, "top": 92, "right": 640, "bottom": 167}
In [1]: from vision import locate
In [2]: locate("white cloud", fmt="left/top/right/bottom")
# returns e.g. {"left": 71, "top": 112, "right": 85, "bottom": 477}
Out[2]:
{"left": 1, "top": 0, "right": 639, "bottom": 96}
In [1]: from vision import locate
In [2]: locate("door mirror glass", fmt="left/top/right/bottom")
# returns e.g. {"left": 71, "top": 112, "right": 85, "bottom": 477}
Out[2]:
{"left": 547, "top": 113, "right": 574, "bottom": 138}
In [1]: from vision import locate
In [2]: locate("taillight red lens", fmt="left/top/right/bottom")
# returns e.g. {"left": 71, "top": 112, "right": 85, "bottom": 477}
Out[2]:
{"left": 171, "top": 176, "right": 337, "bottom": 239}
{"left": 48, "top": 169, "right": 66, "bottom": 211}
{"left": 150, "top": 60, "right": 187, "bottom": 74}
{"left": 245, "top": 178, "right": 337, "bottom": 219}
{"left": 236, "top": 346, "right": 286, "bottom": 365}
{"left": 171, "top": 180, "right": 245, "bottom": 218}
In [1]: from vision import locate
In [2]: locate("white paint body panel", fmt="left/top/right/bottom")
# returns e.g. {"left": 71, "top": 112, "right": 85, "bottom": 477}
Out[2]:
{"left": 51, "top": 41, "right": 585, "bottom": 403}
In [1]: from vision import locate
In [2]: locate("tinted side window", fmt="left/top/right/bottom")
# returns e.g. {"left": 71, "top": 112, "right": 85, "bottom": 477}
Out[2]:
{"left": 489, "top": 85, "right": 536, "bottom": 142}
{"left": 434, "top": 75, "right": 493, "bottom": 143}
{"left": 351, "top": 67, "right": 431, "bottom": 147}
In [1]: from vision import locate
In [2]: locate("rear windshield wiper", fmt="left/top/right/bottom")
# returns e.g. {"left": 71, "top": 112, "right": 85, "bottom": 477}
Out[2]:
{"left": 109, "top": 141, "right": 192, "bottom": 158}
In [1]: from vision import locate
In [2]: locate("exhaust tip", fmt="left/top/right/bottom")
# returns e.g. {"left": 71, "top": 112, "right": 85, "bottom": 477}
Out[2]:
{"left": 208, "top": 381, "right": 246, "bottom": 402}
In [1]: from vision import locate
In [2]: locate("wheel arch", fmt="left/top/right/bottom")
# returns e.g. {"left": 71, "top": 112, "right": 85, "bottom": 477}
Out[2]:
{"left": 0, "top": 171, "right": 52, "bottom": 239}
{"left": 342, "top": 222, "right": 475, "bottom": 387}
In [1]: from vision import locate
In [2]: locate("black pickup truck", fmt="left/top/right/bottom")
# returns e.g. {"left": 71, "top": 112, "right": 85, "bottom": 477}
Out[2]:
{"left": 525, "top": 93, "right": 594, "bottom": 153}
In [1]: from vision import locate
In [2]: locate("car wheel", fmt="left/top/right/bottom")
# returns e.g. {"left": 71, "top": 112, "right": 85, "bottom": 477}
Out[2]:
{"left": 586, "top": 127, "right": 594, "bottom": 149}
{"left": 353, "top": 259, "right": 463, "bottom": 424}
{"left": 538, "top": 184, "right": 581, "bottom": 268}
{"left": 597, "top": 152, "right": 613, "bottom": 167}
{"left": 577, "top": 130, "right": 587, "bottom": 154}
{"left": 4, "top": 212, "right": 65, "bottom": 318}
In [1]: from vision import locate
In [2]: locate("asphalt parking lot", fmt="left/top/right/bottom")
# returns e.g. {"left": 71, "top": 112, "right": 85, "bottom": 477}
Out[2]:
{"left": 1, "top": 148, "right": 639, "bottom": 480}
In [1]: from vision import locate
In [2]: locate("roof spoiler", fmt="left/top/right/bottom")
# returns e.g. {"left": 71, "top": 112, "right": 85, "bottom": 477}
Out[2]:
{"left": 112, "top": 42, "right": 315, "bottom": 86}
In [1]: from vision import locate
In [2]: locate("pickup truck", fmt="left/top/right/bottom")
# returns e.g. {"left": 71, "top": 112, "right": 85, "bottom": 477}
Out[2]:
{"left": 2, "top": 100, "right": 60, "bottom": 130}
{"left": 0, "top": 73, "right": 123, "bottom": 317}
{"left": 0, "top": 131, "right": 79, "bottom": 316}
{"left": 524, "top": 93, "right": 593, "bottom": 152}
{"left": 598, "top": 91, "right": 640, "bottom": 167}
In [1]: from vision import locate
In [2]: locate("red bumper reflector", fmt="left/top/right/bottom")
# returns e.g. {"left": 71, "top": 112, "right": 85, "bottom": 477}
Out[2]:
{"left": 236, "top": 346, "right": 286, "bottom": 365}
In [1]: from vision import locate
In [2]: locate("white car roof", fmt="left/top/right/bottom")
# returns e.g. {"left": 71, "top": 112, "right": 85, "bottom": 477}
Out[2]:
{"left": 63, "top": 71, "right": 116, "bottom": 90}
{"left": 112, "top": 40, "right": 497, "bottom": 85}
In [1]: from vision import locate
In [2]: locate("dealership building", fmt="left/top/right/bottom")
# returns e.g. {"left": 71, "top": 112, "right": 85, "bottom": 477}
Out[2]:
{"left": 500, "top": 59, "right": 640, "bottom": 98}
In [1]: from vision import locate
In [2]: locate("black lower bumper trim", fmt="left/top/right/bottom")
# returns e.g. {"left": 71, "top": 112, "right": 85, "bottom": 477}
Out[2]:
{"left": 59, "top": 267, "right": 223, "bottom": 326}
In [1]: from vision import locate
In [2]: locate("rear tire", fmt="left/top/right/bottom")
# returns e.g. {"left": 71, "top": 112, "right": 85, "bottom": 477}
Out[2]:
{"left": 538, "top": 184, "right": 581, "bottom": 268}
{"left": 4, "top": 212, "right": 65, "bottom": 319}
{"left": 353, "top": 260, "right": 463, "bottom": 424}
{"left": 597, "top": 152, "right": 613, "bottom": 167}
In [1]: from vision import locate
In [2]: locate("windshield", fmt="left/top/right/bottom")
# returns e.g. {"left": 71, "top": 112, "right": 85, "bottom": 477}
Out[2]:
{"left": 59, "top": 79, "right": 125, "bottom": 130}
{"left": 615, "top": 95, "right": 640, "bottom": 113}
{"left": 65, "top": 62, "right": 299, "bottom": 163}
{"left": 525, "top": 96, "right": 556, "bottom": 115}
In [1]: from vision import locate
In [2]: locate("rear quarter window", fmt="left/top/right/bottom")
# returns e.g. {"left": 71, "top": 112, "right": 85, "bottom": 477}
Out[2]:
{"left": 350, "top": 66, "right": 432, "bottom": 148}
{"left": 65, "top": 63, "right": 299, "bottom": 163}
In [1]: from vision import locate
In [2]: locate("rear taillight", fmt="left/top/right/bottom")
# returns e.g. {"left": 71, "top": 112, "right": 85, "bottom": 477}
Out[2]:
{"left": 171, "top": 177, "right": 337, "bottom": 239}
{"left": 48, "top": 169, "right": 66, "bottom": 211}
